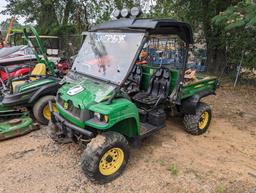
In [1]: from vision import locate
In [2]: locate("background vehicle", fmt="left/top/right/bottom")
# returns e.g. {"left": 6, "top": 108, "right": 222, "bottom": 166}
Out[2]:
{"left": 0, "top": 45, "right": 37, "bottom": 85}
{"left": 47, "top": 9, "right": 218, "bottom": 184}
{"left": 9, "top": 31, "right": 71, "bottom": 75}
{"left": 0, "top": 26, "right": 61, "bottom": 127}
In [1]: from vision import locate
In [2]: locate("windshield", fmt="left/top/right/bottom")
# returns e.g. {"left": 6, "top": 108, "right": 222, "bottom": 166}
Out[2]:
{"left": 72, "top": 32, "right": 145, "bottom": 84}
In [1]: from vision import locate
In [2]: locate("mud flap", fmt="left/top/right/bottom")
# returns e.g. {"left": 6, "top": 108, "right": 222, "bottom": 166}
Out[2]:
{"left": 0, "top": 115, "right": 40, "bottom": 141}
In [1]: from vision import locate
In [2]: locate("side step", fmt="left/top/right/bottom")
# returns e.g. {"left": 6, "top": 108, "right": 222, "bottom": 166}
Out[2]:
{"left": 139, "top": 122, "right": 165, "bottom": 139}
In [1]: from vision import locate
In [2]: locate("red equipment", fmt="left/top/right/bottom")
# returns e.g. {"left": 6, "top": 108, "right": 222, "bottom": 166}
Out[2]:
{"left": 56, "top": 59, "right": 70, "bottom": 75}
{"left": 0, "top": 64, "right": 31, "bottom": 83}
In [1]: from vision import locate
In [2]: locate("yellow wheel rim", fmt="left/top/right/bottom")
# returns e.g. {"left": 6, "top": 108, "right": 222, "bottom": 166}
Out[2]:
{"left": 99, "top": 147, "right": 124, "bottom": 176}
{"left": 43, "top": 103, "right": 57, "bottom": 121}
{"left": 198, "top": 111, "right": 209, "bottom": 129}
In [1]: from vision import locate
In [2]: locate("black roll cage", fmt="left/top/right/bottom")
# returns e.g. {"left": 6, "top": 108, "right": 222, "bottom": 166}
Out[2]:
{"left": 83, "top": 18, "right": 193, "bottom": 104}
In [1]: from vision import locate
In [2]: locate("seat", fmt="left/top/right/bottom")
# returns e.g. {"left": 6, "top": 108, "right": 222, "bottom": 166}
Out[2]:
{"left": 29, "top": 63, "right": 46, "bottom": 80}
{"left": 123, "top": 65, "right": 142, "bottom": 95}
{"left": 133, "top": 68, "right": 171, "bottom": 106}
{"left": 12, "top": 63, "right": 46, "bottom": 92}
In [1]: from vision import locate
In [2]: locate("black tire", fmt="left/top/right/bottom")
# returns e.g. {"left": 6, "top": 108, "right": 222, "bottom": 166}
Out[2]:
{"left": 33, "top": 95, "right": 55, "bottom": 125}
{"left": 81, "top": 131, "right": 129, "bottom": 184}
{"left": 47, "top": 121, "right": 72, "bottom": 144}
{"left": 183, "top": 102, "right": 212, "bottom": 135}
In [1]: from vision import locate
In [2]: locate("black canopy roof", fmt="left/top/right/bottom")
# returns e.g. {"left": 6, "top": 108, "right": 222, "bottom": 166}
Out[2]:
{"left": 90, "top": 18, "right": 193, "bottom": 44}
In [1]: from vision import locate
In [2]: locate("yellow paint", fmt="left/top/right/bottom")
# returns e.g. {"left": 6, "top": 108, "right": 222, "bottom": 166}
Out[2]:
{"left": 43, "top": 103, "right": 57, "bottom": 120}
{"left": 30, "top": 63, "right": 46, "bottom": 80}
{"left": 198, "top": 111, "right": 209, "bottom": 129}
{"left": 99, "top": 147, "right": 124, "bottom": 176}
{"left": 63, "top": 102, "right": 69, "bottom": 110}
{"left": 103, "top": 115, "right": 109, "bottom": 122}
{"left": 12, "top": 63, "right": 47, "bottom": 91}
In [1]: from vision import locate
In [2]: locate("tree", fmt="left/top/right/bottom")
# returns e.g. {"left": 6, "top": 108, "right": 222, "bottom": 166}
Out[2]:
{"left": 2, "top": 0, "right": 80, "bottom": 35}
{"left": 148, "top": 0, "right": 239, "bottom": 74}
{"left": 212, "top": 1, "right": 256, "bottom": 70}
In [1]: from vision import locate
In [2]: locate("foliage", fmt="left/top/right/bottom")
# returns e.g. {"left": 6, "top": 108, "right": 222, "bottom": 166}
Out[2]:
{"left": 0, "top": 17, "right": 23, "bottom": 33}
{"left": 212, "top": 1, "right": 256, "bottom": 69}
{"left": 2, "top": 0, "right": 84, "bottom": 35}
{"left": 148, "top": 0, "right": 237, "bottom": 74}
{"left": 215, "top": 184, "right": 226, "bottom": 193}
{"left": 167, "top": 163, "right": 178, "bottom": 175}
{"left": 2, "top": 0, "right": 255, "bottom": 73}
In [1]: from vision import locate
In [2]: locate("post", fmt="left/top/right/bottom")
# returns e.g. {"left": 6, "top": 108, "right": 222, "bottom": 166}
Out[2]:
{"left": 234, "top": 51, "right": 244, "bottom": 88}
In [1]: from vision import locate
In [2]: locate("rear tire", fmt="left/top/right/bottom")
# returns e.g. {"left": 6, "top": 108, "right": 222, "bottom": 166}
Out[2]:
{"left": 81, "top": 131, "right": 129, "bottom": 184}
{"left": 33, "top": 95, "right": 56, "bottom": 125}
{"left": 183, "top": 102, "right": 212, "bottom": 135}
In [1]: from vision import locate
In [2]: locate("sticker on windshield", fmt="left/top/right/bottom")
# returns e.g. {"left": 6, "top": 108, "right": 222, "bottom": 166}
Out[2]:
{"left": 95, "top": 34, "right": 126, "bottom": 43}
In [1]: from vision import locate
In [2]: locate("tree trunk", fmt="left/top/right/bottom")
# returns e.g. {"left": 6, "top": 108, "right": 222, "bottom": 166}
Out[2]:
{"left": 201, "top": 0, "right": 231, "bottom": 75}
{"left": 62, "top": 0, "right": 73, "bottom": 25}
{"left": 206, "top": 46, "right": 226, "bottom": 75}
{"left": 38, "top": 0, "right": 59, "bottom": 34}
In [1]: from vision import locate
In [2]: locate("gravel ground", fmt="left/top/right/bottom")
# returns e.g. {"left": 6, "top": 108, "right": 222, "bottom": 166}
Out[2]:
{"left": 0, "top": 83, "right": 255, "bottom": 193}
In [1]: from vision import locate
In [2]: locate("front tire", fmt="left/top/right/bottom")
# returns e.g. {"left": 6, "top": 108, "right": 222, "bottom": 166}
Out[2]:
{"left": 33, "top": 95, "right": 57, "bottom": 125}
{"left": 183, "top": 102, "right": 212, "bottom": 135}
{"left": 81, "top": 131, "right": 129, "bottom": 184}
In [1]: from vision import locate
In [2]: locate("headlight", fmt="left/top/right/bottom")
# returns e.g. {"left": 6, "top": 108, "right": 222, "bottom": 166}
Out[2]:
{"left": 94, "top": 112, "right": 109, "bottom": 123}
{"left": 102, "top": 114, "right": 109, "bottom": 122}
{"left": 112, "top": 9, "right": 121, "bottom": 19}
{"left": 121, "top": 8, "right": 130, "bottom": 18}
{"left": 131, "top": 7, "right": 142, "bottom": 17}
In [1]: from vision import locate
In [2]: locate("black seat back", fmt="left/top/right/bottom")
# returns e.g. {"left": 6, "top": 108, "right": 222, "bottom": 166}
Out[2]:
{"left": 123, "top": 65, "right": 142, "bottom": 94}
{"left": 129, "top": 65, "right": 142, "bottom": 85}
{"left": 159, "top": 68, "right": 171, "bottom": 97}
{"left": 147, "top": 68, "right": 171, "bottom": 98}
{"left": 128, "top": 65, "right": 142, "bottom": 85}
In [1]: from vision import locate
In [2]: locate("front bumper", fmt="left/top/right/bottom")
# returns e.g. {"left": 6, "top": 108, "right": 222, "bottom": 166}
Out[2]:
{"left": 49, "top": 101, "right": 94, "bottom": 138}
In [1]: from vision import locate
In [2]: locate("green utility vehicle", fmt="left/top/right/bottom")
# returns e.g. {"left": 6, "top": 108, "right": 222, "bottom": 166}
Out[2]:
{"left": 0, "top": 26, "right": 60, "bottom": 126}
{"left": 47, "top": 12, "right": 218, "bottom": 183}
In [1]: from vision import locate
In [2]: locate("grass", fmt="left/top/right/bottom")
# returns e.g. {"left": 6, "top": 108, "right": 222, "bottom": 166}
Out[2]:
{"left": 159, "top": 160, "right": 166, "bottom": 166}
{"left": 215, "top": 184, "right": 225, "bottom": 193}
{"left": 167, "top": 163, "right": 178, "bottom": 175}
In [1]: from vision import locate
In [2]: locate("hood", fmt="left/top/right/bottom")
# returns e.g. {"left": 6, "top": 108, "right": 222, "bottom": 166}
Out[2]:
{"left": 58, "top": 78, "right": 115, "bottom": 109}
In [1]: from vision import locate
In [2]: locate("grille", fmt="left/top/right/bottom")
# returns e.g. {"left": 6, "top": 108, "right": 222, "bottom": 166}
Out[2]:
{"left": 57, "top": 96, "right": 81, "bottom": 118}
{"left": 57, "top": 95, "right": 92, "bottom": 121}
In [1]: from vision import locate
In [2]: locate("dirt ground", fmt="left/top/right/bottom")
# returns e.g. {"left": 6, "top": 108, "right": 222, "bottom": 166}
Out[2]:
{"left": 0, "top": 82, "right": 256, "bottom": 193}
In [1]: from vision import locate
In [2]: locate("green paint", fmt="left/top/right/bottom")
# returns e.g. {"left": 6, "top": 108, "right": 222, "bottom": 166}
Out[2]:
{"left": 56, "top": 68, "right": 217, "bottom": 139}
{"left": 57, "top": 78, "right": 115, "bottom": 109}
{"left": 23, "top": 26, "right": 56, "bottom": 75}
{"left": 56, "top": 78, "right": 140, "bottom": 137}
{"left": 16, "top": 79, "right": 56, "bottom": 93}
{"left": 181, "top": 77, "right": 217, "bottom": 99}
{"left": 0, "top": 116, "right": 34, "bottom": 141}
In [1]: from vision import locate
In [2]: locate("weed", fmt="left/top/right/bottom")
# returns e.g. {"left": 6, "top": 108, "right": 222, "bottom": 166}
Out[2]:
{"left": 215, "top": 184, "right": 225, "bottom": 193}
{"left": 167, "top": 163, "right": 178, "bottom": 175}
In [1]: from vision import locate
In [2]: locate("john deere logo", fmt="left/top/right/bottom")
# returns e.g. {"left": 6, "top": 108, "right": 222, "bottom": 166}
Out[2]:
{"left": 63, "top": 102, "right": 69, "bottom": 110}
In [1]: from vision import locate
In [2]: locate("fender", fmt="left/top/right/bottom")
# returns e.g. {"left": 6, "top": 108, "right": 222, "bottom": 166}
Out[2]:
{"left": 180, "top": 90, "right": 215, "bottom": 114}
{"left": 29, "top": 82, "right": 61, "bottom": 104}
